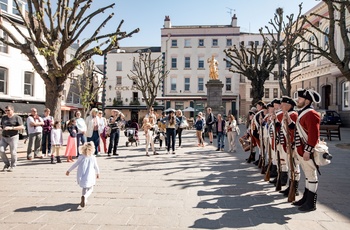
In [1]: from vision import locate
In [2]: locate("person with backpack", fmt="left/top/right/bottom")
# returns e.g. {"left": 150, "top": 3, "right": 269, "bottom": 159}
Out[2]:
{"left": 195, "top": 113, "right": 204, "bottom": 147}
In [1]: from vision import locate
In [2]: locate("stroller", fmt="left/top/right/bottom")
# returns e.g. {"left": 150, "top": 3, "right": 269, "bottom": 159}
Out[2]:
{"left": 124, "top": 120, "right": 139, "bottom": 147}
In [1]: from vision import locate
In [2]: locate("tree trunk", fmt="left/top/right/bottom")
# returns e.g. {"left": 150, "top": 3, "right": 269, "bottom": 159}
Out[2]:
{"left": 45, "top": 82, "right": 64, "bottom": 123}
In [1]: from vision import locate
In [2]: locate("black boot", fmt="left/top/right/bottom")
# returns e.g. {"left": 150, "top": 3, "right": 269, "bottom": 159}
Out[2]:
{"left": 246, "top": 152, "right": 256, "bottom": 163}
{"left": 51, "top": 155, "right": 56, "bottom": 164}
{"left": 56, "top": 156, "right": 62, "bottom": 163}
{"left": 280, "top": 180, "right": 291, "bottom": 196}
{"left": 298, "top": 190, "right": 317, "bottom": 212}
{"left": 281, "top": 172, "right": 288, "bottom": 186}
{"left": 253, "top": 155, "right": 261, "bottom": 166}
{"left": 294, "top": 181, "right": 299, "bottom": 196}
{"left": 269, "top": 165, "right": 278, "bottom": 178}
{"left": 292, "top": 188, "right": 309, "bottom": 206}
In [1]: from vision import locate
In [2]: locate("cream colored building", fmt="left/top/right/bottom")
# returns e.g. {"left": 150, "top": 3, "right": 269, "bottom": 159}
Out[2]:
{"left": 290, "top": 1, "right": 350, "bottom": 126}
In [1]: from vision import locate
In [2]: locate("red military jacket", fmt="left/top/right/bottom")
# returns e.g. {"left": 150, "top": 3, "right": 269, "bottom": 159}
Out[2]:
{"left": 295, "top": 107, "right": 320, "bottom": 156}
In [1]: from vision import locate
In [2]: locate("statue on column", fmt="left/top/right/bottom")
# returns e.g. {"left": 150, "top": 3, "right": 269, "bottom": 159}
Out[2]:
{"left": 207, "top": 55, "right": 219, "bottom": 80}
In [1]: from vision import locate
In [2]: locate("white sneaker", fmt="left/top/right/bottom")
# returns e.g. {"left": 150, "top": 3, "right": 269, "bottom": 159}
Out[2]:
{"left": 8, "top": 167, "right": 14, "bottom": 172}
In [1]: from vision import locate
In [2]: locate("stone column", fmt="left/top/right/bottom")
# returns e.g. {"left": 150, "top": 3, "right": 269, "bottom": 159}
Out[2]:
{"left": 205, "top": 79, "right": 224, "bottom": 115}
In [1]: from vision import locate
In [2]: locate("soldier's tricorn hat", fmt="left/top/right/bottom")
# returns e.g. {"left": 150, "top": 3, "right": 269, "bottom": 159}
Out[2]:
{"left": 266, "top": 103, "right": 273, "bottom": 108}
{"left": 297, "top": 89, "right": 321, "bottom": 103}
{"left": 271, "top": 98, "right": 281, "bottom": 105}
{"left": 248, "top": 107, "right": 257, "bottom": 115}
{"left": 281, "top": 96, "right": 296, "bottom": 107}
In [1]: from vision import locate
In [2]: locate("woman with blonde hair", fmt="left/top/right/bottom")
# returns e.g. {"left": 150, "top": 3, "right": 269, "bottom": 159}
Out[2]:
{"left": 176, "top": 109, "right": 187, "bottom": 148}
{"left": 225, "top": 114, "right": 238, "bottom": 152}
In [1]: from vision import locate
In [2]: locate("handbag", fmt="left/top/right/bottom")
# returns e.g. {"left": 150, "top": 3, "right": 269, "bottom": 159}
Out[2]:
{"left": 179, "top": 120, "right": 189, "bottom": 129}
{"left": 235, "top": 126, "right": 240, "bottom": 135}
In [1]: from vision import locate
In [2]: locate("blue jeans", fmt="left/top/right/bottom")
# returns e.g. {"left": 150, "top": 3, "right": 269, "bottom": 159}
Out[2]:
{"left": 76, "top": 133, "right": 86, "bottom": 156}
{"left": 217, "top": 132, "right": 225, "bottom": 149}
{"left": 42, "top": 131, "right": 52, "bottom": 154}
{"left": 108, "top": 129, "right": 120, "bottom": 154}
{"left": 87, "top": 131, "right": 100, "bottom": 155}
{"left": 166, "top": 128, "right": 176, "bottom": 152}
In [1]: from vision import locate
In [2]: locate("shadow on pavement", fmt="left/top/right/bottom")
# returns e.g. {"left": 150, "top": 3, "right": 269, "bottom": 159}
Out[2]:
{"left": 14, "top": 203, "right": 81, "bottom": 212}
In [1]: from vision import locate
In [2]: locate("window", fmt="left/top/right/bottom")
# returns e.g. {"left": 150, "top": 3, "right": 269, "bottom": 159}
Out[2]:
{"left": 171, "top": 39, "right": 177, "bottom": 47}
{"left": 212, "top": 39, "right": 218, "bottom": 46}
{"left": 255, "top": 41, "right": 259, "bottom": 46}
{"left": 184, "top": 77, "right": 190, "bottom": 91}
{"left": 198, "top": 57, "right": 204, "bottom": 68}
{"left": 175, "top": 102, "right": 184, "bottom": 111}
{"left": 116, "top": 76, "right": 122, "bottom": 85}
{"left": 12, "top": 1, "right": 22, "bottom": 16}
{"left": 24, "top": 72, "right": 34, "bottom": 96}
{"left": 226, "top": 39, "right": 232, "bottom": 46}
{"left": 116, "top": 91, "right": 122, "bottom": 101}
{"left": 171, "top": 57, "right": 177, "bottom": 69}
{"left": 73, "top": 94, "right": 80, "bottom": 104}
{"left": 226, "top": 78, "right": 232, "bottom": 91}
{"left": 184, "top": 57, "right": 191, "bottom": 68}
{"left": 342, "top": 81, "right": 349, "bottom": 110}
{"left": 295, "top": 44, "right": 300, "bottom": 66}
{"left": 274, "top": 71, "right": 278, "bottom": 80}
{"left": 226, "top": 58, "right": 231, "bottom": 68}
{"left": 132, "top": 92, "right": 138, "bottom": 102}
{"left": 198, "top": 78, "right": 204, "bottom": 91}
{"left": 324, "top": 27, "right": 329, "bottom": 49}
{"left": 0, "top": 30, "right": 8, "bottom": 53}
{"left": 184, "top": 39, "right": 191, "bottom": 47}
{"left": 264, "top": 88, "right": 270, "bottom": 98}
{"left": 0, "top": 0, "right": 7, "bottom": 11}
{"left": 308, "top": 36, "right": 315, "bottom": 62}
{"left": 198, "top": 39, "right": 204, "bottom": 47}
{"left": 273, "top": 88, "right": 278, "bottom": 98}
{"left": 116, "top": 61, "right": 122, "bottom": 71}
{"left": 0, "top": 67, "right": 7, "bottom": 94}
{"left": 171, "top": 78, "right": 177, "bottom": 91}
{"left": 67, "top": 92, "right": 73, "bottom": 103}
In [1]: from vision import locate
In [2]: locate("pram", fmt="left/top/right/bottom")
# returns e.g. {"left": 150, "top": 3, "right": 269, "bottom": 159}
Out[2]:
{"left": 124, "top": 120, "right": 139, "bottom": 147}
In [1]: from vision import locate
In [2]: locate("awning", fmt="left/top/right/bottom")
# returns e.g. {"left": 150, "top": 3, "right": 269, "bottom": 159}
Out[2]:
{"left": 61, "top": 105, "right": 79, "bottom": 111}
{"left": 0, "top": 102, "right": 46, "bottom": 115}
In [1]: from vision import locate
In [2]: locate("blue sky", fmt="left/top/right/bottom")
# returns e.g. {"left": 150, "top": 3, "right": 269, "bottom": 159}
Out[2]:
{"left": 88, "top": 0, "right": 320, "bottom": 64}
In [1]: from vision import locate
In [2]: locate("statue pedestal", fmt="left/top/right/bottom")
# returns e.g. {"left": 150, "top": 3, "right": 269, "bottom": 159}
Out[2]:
{"left": 205, "top": 80, "right": 224, "bottom": 115}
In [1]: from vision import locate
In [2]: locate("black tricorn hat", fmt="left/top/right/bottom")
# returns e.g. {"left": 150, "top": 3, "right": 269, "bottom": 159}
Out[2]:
{"left": 248, "top": 107, "right": 257, "bottom": 115}
{"left": 281, "top": 96, "right": 296, "bottom": 107}
{"left": 271, "top": 98, "right": 281, "bottom": 105}
{"left": 297, "top": 89, "right": 321, "bottom": 103}
{"left": 266, "top": 103, "right": 273, "bottom": 108}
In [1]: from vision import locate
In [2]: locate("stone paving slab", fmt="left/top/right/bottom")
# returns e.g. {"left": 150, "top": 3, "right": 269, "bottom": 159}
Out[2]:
{"left": 1, "top": 127, "right": 350, "bottom": 229}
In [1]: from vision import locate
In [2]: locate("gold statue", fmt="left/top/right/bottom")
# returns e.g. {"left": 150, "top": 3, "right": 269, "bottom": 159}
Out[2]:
{"left": 207, "top": 55, "right": 219, "bottom": 80}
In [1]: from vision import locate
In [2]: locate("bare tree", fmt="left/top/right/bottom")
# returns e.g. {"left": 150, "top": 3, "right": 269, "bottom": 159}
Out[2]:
{"left": 127, "top": 50, "right": 169, "bottom": 110}
{"left": 299, "top": 0, "right": 350, "bottom": 81}
{"left": 263, "top": 5, "right": 309, "bottom": 96}
{"left": 224, "top": 40, "right": 277, "bottom": 106}
{"left": 0, "top": 0, "right": 139, "bottom": 121}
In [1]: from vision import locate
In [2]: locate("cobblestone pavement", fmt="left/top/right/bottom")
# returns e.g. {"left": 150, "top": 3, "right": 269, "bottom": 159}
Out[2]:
{"left": 0, "top": 127, "right": 350, "bottom": 229}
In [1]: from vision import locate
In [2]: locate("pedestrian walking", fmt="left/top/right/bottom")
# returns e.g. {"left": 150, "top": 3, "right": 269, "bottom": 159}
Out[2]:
{"left": 50, "top": 121, "right": 63, "bottom": 164}
{"left": 225, "top": 114, "right": 238, "bottom": 152}
{"left": 194, "top": 113, "right": 204, "bottom": 147}
{"left": 41, "top": 108, "right": 54, "bottom": 157}
{"left": 65, "top": 118, "right": 78, "bottom": 162}
{"left": 66, "top": 141, "right": 100, "bottom": 208}
{"left": 107, "top": 109, "right": 125, "bottom": 156}
{"left": 176, "top": 110, "right": 187, "bottom": 148}
{"left": 293, "top": 89, "right": 322, "bottom": 212}
{"left": 160, "top": 109, "right": 179, "bottom": 154}
{"left": 26, "top": 108, "right": 44, "bottom": 160}
{"left": 0, "top": 105, "right": 24, "bottom": 171}
{"left": 97, "top": 110, "right": 108, "bottom": 154}
{"left": 85, "top": 108, "right": 100, "bottom": 156}
{"left": 141, "top": 117, "right": 158, "bottom": 156}
{"left": 157, "top": 112, "right": 167, "bottom": 150}
{"left": 75, "top": 111, "right": 87, "bottom": 156}
{"left": 206, "top": 107, "right": 216, "bottom": 145}
{"left": 215, "top": 114, "right": 226, "bottom": 151}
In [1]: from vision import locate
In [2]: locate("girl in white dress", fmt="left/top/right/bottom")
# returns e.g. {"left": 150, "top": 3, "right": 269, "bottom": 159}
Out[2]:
{"left": 66, "top": 142, "right": 100, "bottom": 208}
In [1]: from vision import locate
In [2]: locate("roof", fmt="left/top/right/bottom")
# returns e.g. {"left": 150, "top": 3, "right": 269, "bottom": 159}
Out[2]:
{"left": 109, "top": 47, "right": 161, "bottom": 54}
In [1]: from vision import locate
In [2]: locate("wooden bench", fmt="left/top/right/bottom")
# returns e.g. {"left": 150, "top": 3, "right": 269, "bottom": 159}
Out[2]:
{"left": 320, "top": 124, "right": 341, "bottom": 141}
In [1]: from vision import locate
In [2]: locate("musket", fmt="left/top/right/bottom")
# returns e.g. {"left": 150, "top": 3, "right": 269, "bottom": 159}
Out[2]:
{"left": 264, "top": 126, "right": 272, "bottom": 181}
{"left": 257, "top": 114, "right": 263, "bottom": 169}
{"left": 275, "top": 116, "right": 282, "bottom": 191}
{"left": 284, "top": 114, "right": 296, "bottom": 202}
{"left": 260, "top": 119, "right": 266, "bottom": 174}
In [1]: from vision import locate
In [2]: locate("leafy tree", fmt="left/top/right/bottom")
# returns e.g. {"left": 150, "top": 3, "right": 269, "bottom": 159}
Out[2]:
{"left": 0, "top": 0, "right": 139, "bottom": 121}
{"left": 127, "top": 50, "right": 169, "bottom": 110}
{"left": 263, "top": 5, "right": 309, "bottom": 96}
{"left": 299, "top": 0, "right": 350, "bottom": 81}
{"left": 224, "top": 40, "right": 277, "bottom": 106}
{"left": 70, "top": 60, "right": 103, "bottom": 118}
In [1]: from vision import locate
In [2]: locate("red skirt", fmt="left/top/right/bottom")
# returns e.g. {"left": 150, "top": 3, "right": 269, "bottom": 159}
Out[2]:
{"left": 65, "top": 136, "right": 77, "bottom": 157}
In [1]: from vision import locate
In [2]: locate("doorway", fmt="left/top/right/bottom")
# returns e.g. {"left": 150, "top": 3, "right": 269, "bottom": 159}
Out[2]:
{"left": 322, "top": 85, "right": 331, "bottom": 109}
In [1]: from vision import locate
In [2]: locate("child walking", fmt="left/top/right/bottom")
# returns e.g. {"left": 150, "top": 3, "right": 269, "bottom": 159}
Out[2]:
{"left": 65, "top": 118, "right": 78, "bottom": 162}
{"left": 195, "top": 114, "right": 205, "bottom": 147}
{"left": 66, "top": 142, "right": 100, "bottom": 208}
{"left": 50, "top": 121, "right": 63, "bottom": 164}
{"left": 141, "top": 117, "right": 157, "bottom": 156}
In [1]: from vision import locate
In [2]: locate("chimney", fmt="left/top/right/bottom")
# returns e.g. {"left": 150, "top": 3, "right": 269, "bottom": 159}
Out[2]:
{"left": 164, "top": 15, "right": 171, "bottom": 28}
{"left": 231, "top": 14, "right": 237, "bottom": 27}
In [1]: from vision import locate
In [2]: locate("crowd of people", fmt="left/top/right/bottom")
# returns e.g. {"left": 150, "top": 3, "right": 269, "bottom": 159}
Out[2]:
{"left": 0, "top": 88, "right": 325, "bottom": 210}
{"left": 242, "top": 88, "right": 322, "bottom": 212}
